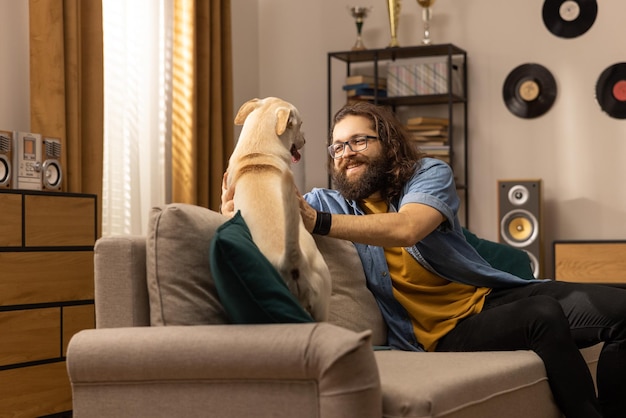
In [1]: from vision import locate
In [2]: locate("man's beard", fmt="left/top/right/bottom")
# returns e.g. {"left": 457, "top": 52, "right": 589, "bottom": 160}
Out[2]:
{"left": 332, "top": 153, "right": 391, "bottom": 201}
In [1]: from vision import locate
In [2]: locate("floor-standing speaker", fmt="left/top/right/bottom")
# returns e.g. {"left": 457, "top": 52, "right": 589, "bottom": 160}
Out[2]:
{"left": 498, "top": 179, "right": 543, "bottom": 278}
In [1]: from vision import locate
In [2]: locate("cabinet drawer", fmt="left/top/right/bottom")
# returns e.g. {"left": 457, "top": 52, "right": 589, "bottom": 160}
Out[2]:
{"left": 0, "top": 308, "right": 60, "bottom": 366}
{"left": 24, "top": 195, "right": 95, "bottom": 246}
{"left": 62, "top": 304, "right": 95, "bottom": 355}
{"left": 0, "top": 362, "right": 72, "bottom": 417}
{"left": 0, "top": 194, "right": 22, "bottom": 246}
{"left": 0, "top": 252, "right": 94, "bottom": 305}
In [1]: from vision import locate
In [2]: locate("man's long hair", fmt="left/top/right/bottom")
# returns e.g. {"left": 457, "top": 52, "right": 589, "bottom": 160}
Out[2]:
{"left": 329, "top": 101, "right": 424, "bottom": 201}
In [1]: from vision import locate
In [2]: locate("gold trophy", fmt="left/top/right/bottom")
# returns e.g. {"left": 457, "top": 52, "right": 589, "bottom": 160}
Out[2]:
{"left": 348, "top": 6, "right": 373, "bottom": 51}
{"left": 417, "top": 0, "right": 437, "bottom": 45}
{"left": 386, "top": 0, "right": 401, "bottom": 48}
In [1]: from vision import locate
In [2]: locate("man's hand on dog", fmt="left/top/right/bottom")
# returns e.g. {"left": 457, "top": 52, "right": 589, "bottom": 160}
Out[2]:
{"left": 297, "top": 190, "right": 317, "bottom": 233}
{"left": 220, "top": 172, "right": 235, "bottom": 218}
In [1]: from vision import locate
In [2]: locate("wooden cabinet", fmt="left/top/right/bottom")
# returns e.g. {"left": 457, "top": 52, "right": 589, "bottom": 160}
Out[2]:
{"left": 554, "top": 241, "right": 626, "bottom": 284}
{"left": 0, "top": 190, "right": 97, "bottom": 417}
{"left": 327, "top": 44, "right": 469, "bottom": 225}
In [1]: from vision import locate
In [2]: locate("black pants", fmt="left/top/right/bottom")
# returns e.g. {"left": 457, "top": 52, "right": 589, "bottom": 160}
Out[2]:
{"left": 435, "top": 281, "right": 626, "bottom": 418}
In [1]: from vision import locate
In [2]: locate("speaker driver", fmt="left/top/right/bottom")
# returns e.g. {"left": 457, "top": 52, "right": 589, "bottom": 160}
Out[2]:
{"left": 508, "top": 185, "right": 530, "bottom": 206}
{"left": 42, "top": 160, "right": 62, "bottom": 190}
{"left": 501, "top": 209, "right": 539, "bottom": 248}
{"left": 524, "top": 250, "right": 540, "bottom": 278}
{"left": 0, "top": 155, "right": 10, "bottom": 187}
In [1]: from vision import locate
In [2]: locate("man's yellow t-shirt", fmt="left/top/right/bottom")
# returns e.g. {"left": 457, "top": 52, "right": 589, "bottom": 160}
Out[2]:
{"left": 361, "top": 197, "right": 490, "bottom": 351}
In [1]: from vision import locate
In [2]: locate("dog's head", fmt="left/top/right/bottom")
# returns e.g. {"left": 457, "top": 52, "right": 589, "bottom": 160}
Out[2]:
{"left": 234, "top": 97, "right": 305, "bottom": 162}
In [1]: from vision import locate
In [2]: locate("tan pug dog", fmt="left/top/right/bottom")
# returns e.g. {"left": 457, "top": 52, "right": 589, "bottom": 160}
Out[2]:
{"left": 224, "top": 97, "right": 331, "bottom": 321}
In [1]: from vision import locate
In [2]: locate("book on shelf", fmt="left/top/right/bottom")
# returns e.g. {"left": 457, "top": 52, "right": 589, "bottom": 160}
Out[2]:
{"left": 346, "top": 88, "right": 387, "bottom": 98}
{"left": 411, "top": 137, "right": 448, "bottom": 146}
{"left": 418, "top": 144, "right": 450, "bottom": 154}
{"left": 406, "top": 116, "right": 449, "bottom": 126}
{"left": 343, "top": 82, "right": 387, "bottom": 91}
{"left": 345, "top": 74, "right": 387, "bottom": 86}
{"left": 409, "top": 130, "right": 447, "bottom": 141}
{"left": 406, "top": 123, "right": 449, "bottom": 131}
{"left": 418, "top": 145, "right": 451, "bottom": 162}
{"left": 411, "top": 132, "right": 447, "bottom": 141}
{"left": 407, "top": 128, "right": 447, "bottom": 137}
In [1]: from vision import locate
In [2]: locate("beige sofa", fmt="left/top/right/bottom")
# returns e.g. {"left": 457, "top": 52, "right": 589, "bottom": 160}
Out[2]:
{"left": 66, "top": 203, "right": 602, "bottom": 418}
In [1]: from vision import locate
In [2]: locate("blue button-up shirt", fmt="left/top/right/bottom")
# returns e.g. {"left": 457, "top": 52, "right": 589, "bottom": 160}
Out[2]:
{"left": 304, "top": 158, "right": 541, "bottom": 351}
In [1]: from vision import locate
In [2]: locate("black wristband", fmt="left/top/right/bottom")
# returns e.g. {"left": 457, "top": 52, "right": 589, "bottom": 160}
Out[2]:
{"left": 312, "top": 211, "right": 332, "bottom": 235}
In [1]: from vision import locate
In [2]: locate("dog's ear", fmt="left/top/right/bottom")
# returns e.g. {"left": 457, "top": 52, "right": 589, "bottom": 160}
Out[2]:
{"left": 275, "top": 107, "right": 293, "bottom": 136}
{"left": 234, "top": 98, "right": 261, "bottom": 125}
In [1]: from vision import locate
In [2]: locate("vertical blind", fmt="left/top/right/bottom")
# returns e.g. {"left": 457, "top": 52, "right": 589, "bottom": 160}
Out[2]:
{"left": 101, "top": 0, "right": 173, "bottom": 235}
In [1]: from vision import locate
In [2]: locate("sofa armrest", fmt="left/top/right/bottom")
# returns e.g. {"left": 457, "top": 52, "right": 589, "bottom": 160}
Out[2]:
{"left": 67, "top": 322, "right": 382, "bottom": 418}
{"left": 94, "top": 235, "right": 150, "bottom": 328}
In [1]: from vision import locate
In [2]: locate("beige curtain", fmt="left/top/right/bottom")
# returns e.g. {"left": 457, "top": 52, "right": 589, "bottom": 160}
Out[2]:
{"left": 29, "top": 0, "right": 103, "bottom": 234}
{"left": 30, "top": 0, "right": 231, "bottom": 222}
{"left": 172, "top": 0, "right": 234, "bottom": 210}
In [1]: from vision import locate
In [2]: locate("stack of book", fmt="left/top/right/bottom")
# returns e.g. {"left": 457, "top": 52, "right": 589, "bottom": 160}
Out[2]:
{"left": 405, "top": 116, "right": 450, "bottom": 163}
{"left": 343, "top": 75, "right": 387, "bottom": 102}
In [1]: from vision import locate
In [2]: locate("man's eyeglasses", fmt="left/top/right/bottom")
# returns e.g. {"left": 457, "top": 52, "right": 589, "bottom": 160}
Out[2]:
{"left": 328, "top": 135, "right": 378, "bottom": 159}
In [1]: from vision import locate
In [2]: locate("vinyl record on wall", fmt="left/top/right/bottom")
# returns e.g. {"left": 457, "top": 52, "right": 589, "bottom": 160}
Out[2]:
{"left": 596, "top": 62, "right": 626, "bottom": 119}
{"left": 542, "top": 0, "right": 598, "bottom": 38}
{"left": 503, "top": 63, "right": 557, "bottom": 119}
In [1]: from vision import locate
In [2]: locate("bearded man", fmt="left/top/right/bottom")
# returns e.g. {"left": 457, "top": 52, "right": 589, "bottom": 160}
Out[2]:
{"left": 298, "top": 101, "right": 626, "bottom": 418}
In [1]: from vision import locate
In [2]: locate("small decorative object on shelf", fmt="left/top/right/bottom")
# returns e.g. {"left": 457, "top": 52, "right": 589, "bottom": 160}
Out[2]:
{"left": 417, "top": 0, "right": 436, "bottom": 45}
{"left": 348, "top": 6, "right": 373, "bottom": 51}
{"left": 386, "top": 0, "right": 401, "bottom": 47}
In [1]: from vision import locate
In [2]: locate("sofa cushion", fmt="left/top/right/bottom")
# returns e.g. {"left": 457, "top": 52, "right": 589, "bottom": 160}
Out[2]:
{"left": 375, "top": 343, "right": 603, "bottom": 418}
{"left": 315, "top": 235, "right": 388, "bottom": 346}
{"left": 146, "top": 204, "right": 228, "bottom": 326}
{"left": 210, "top": 211, "right": 314, "bottom": 323}
{"left": 375, "top": 350, "right": 562, "bottom": 418}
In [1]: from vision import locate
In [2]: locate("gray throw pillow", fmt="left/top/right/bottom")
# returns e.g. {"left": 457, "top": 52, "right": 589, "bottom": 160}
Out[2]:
{"left": 146, "top": 203, "right": 228, "bottom": 326}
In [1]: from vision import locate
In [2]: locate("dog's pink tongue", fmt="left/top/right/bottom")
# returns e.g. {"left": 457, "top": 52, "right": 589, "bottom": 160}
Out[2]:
{"left": 291, "top": 145, "right": 301, "bottom": 163}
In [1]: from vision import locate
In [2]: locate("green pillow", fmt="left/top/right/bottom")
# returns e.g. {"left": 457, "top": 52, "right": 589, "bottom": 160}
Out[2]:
{"left": 463, "top": 228, "right": 535, "bottom": 280}
{"left": 209, "top": 211, "right": 314, "bottom": 324}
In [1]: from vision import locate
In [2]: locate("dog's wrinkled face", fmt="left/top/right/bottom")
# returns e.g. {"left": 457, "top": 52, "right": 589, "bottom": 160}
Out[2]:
{"left": 235, "top": 97, "right": 306, "bottom": 163}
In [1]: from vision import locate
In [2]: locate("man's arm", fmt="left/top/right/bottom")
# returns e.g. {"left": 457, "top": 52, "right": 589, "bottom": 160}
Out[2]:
{"left": 299, "top": 193, "right": 444, "bottom": 248}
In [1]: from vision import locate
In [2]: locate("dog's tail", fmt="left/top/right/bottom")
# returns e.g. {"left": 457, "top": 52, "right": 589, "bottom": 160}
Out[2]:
{"left": 279, "top": 169, "right": 303, "bottom": 282}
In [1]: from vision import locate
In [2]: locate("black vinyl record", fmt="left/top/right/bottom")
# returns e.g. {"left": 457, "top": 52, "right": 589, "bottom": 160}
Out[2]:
{"left": 542, "top": 0, "right": 597, "bottom": 38}
{"left": 503, "top": 64, "right": 557, "bottom": 119}
{"left": 596, "top": 63, "right": 626, "bottom": 119}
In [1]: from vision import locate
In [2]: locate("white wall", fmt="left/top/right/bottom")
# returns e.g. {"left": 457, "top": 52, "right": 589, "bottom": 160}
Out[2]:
{"left": 4, "top": 1, "right": 624, "bottom": 275}
{"left": 232, "top": 0, "right": 626, "bottom": 275}
{"left": 0, "top": 0, "right": 30, "bottom": 131}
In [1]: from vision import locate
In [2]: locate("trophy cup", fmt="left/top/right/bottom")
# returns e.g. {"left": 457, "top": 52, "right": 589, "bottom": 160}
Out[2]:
{"left": 386, "top": 0, "right": 401, "bottom": 47}
{"left": 417, "top": 0, "right": 436, "bottom": 45}
{"left": 348, "top": 6, "right": 372, "bottom": 51}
